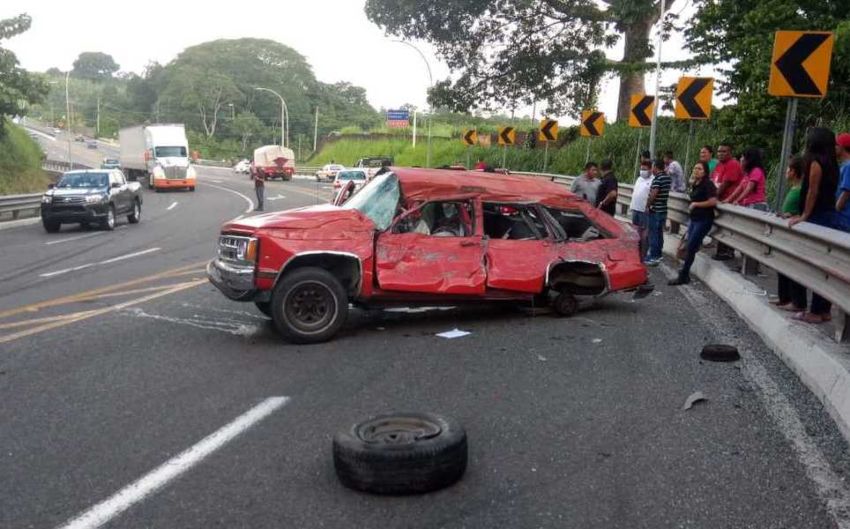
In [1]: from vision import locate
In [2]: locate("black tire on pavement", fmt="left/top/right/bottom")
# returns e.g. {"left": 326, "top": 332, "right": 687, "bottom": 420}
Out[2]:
{"left": 128, "top": 199, "right": 141, "bottom": 224}
{"left": 102, "top": 206, "right": 116, "bottom": 231}
{"left": 42, "top": 219, "right": 60, "bottom": 233}
{"left": 333, "top": 412, "right": 467, "bottom": 495}
{"left": 254, "top": 301, "right": 272, "bottom": 318}
{"left": 701, "top": 344, "right": 740, "bottom": 362}
{"left": 270, "top": 266, "right": 348, "bottom": 344}
{"left": 552, "top": 291, "right": 579, "bottom": 317}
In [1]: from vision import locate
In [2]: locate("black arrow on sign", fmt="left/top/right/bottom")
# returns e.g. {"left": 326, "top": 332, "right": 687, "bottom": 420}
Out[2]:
{"left": 582, "top": 112, "right": 603, "bottom": 136}
{"left": 500, "top": 127, "right": 514, "bottom": 144}
{"left": 677, "top": 78, "right": 711, "bottom": 119}
{"left": 541, "top": 120, "right": 557, "bottom": 141}
{"left": 775, "top": 33, "right": 830, "bottom": 96}
{"left": 632, "top": 96, "right": 654, "bottom": 127}
{"left": 464, "top": 130, "right": 476, "bottom": 145}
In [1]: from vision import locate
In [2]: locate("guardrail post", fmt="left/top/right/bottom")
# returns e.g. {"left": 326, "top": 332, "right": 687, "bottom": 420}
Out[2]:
{"left": 837, "top": 311, "right": 849, "bottom": 343}
{"left": 669, "top": 219, "right": 681, "bottom": 235}
{"left": 12, "top": 210, "right": 19, "bottom": 220}
{"left": 742, "top": 255, "right": 760, "bottom": 276}
{"left": 620, "top": 203, "right": 629, "bottom": 217}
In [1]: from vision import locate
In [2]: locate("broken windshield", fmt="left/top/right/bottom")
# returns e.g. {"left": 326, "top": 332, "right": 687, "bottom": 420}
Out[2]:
{"left": 343, "top": 173, "right": 399, "bottom": 230}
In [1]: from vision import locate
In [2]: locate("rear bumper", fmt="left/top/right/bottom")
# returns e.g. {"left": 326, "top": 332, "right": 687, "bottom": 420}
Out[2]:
{"left": 153, "top": 178, "right": 195, "bottom": 189}
{"left": 207, "top": 259, "right": 258, "bottom": 301}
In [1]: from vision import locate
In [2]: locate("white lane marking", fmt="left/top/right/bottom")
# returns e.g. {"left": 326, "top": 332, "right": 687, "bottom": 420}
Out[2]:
{"left": 45, "top": 232, "right": 105, "bottom": 246}
{"left": 202, "top": 182, "right": 254, "bottom": 214}
{"left": 266, "top": 194, "right": 286, "bottom": 201}
{"left": 40, "top": 248, "right": 161, "bottom": 278}
{"left": 660, "top": 263, "right": 850, "bottom": 528}
{"left": 56, "top": 397, "right": 290, "bottom": 529}
{"left": 208, "top": 179, "right": 223, "bottom": 183}
{"left": 167, "top": 201, "right": 178, "bottom": 211}
{"left": 124, "top": 307, "right": 262, "bottom": 335}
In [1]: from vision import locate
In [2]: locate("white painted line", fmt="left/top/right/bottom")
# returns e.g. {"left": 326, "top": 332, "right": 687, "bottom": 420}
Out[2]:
{"left": 208, "top": 179, "right": 223, "bottom": 183}
{"left": 45, "top": 232, "right": 105, "bottom": 246}
{"left": 40, "top": 248, "right": 161, "bottom": 278}
{"left": 56, "top": 396, "right": 290, "bottom": 529}
{"left": 167, "top": 201, "right": 178, "bottom": 211}
{"left": 266, "top": 194, "right": 286, "bottom": 201}
{"left": 202, "top": 182, "right": 254, "bottom": 214}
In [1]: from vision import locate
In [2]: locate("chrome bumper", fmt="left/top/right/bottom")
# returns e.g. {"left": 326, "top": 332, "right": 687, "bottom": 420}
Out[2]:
{"left": 206, "top": 259, "right": 256, "bottom": 301}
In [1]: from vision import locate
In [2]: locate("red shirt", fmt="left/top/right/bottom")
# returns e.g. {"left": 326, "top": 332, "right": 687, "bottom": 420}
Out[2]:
{"left": 711, "top": 158, "right": 744, "bottom": 201}
{"left": 474, "top": 161, "right": 487, "bottom": 170}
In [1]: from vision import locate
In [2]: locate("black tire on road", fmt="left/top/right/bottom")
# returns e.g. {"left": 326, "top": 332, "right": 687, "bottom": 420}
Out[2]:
{"left": 43, "top": 219, "right": 60, "bottom": 233}
{"left": 333, "top": 412, "right": 468, "bottom": 495}
{"left": 254, "top": 301, "right": 272, "bottom": 318}
{"left": 128, "top": 200, "right": 141, "bottom": 224}
{"left": 553, "top": 291, "right": 579, "bottom": 317}
{"left": 270, "top": 266, "right": 348, "bottom": 344}
{"left": 102, "top": 205, "right": 116, "bottom": 231}
{"left": 701, "top": 344, "right": 740, "bottom": 362}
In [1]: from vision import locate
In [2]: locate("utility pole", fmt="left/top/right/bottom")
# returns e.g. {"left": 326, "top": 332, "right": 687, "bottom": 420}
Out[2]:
{"left": 313, "top": 106, "right": 319, "bottom": 152}
{"left": 96, "top": 94, "right": 101, "bottom": 137}
{"left": 65, "top": 71, "right": 73, "bottom": 167}
{"left": 412, "top": 110, "right": 417, "bottom": 148}
{"left": 648, "top": 0, "right": 666, "bottom": 160}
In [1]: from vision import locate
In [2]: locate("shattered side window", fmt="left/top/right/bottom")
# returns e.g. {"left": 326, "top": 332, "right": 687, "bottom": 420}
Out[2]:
{"left": 344, "top": 173, "right": 400, "bottom": 231}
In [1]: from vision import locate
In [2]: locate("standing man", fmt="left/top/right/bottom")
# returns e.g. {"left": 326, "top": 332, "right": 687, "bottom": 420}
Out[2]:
{"left": 836, "top": 132, "right": 850, "bottom": 232}
{"left": 710, "top": 142, "right": 743, "bottom": 260}
{"left": 596, "top": 159, "right": 619, "bottom": 216}
{"left": 645, "top": 159, "right": 672, "bottom": 266}
{"left": 474, "top": 158, "right": 487, "bottom": 170}
{"left": 700, "top": 145, "right": 718, "bottom": 175}
{"left": 571, "top": 162, "right": 601, "bottom": 205}
{"left": 252, "top": 166, "right": 265, "bottom": 212}
{"left": 664, "top": 150, "right": 686, "bottom": 193}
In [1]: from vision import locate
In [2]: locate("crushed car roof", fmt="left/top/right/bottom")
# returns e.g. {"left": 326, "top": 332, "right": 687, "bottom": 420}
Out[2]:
{"left": 392, "top": 167, "right": 581, "bottom": 205}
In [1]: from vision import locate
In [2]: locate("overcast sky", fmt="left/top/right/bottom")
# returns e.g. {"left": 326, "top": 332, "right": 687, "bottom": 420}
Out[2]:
{"left": 3, "top": 0, "right": 720, "bottom": 125}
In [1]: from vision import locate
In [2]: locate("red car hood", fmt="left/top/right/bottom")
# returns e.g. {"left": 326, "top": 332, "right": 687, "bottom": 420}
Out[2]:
{"left": 222, "top": 205, "right": 376, "bottom": 234}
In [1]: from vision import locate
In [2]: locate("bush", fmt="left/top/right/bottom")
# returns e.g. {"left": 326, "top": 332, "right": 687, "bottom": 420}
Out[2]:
{"left": 0, "top": 120, "right": 50, "bottom": 194}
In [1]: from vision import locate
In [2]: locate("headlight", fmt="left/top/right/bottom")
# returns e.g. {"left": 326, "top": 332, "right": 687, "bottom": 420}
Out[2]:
{"left": 41, "top": 195, "right": 52, "bottom": 204}
{"left": 85, "top": 194, "right": 106, "bottom": 204}
{"left": 236, "top": 238, "right": 258, "bottom": 262}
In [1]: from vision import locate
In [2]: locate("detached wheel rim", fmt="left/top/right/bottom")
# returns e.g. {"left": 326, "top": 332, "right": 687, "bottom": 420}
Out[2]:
{"left": 356, "top": 416, "right": 442, "bottom": 445}
{"left": 284, "top": 280, "right": 337, "bottom": 333}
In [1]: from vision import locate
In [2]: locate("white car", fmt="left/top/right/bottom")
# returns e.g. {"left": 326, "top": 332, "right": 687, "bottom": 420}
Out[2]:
{"left": 332, "top": 169, "right": 368, "bottom": 192}
{"left": 233, "top": 159, "right": 251, "bottom": 174}
{"left": 316, "top": 164, "right": 345, "bottom": 182}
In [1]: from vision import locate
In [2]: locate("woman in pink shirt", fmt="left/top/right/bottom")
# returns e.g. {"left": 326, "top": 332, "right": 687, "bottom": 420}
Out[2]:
{"left": 727, "top": 147, "right": 768, "bottom": 211}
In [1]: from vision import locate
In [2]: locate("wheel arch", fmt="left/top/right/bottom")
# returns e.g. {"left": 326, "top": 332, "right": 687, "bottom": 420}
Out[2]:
{"left": 276, "top": 251, "right": 362, "bottom": 296}
{"left": 546, "top": 259, "right": 610, "bottom": 297}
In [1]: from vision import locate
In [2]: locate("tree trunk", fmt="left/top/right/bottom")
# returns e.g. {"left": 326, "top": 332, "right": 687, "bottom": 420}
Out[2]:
{"left": 616, "top": 13, "right": 658, "bottom": 122}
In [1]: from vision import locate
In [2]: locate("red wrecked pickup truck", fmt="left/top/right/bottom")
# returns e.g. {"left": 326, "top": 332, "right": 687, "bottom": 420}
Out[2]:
{"left": 207, "top": 168, "right": 650, "bottom": 343}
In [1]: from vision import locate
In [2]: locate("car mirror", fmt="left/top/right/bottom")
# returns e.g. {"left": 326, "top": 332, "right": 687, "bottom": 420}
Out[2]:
{"left": 111, "top": 182, "right": 121, "bottom": 189}
{"left": 47, "top": 183, "right": 55, "bottom": 189}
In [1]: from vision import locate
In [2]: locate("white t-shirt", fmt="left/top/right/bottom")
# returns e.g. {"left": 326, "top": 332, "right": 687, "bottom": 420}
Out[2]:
{"left": 630, "top": 173, "right": 653, "bottom": 213}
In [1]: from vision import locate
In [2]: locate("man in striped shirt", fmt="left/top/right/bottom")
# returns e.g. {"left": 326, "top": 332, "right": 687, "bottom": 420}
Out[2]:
{"left": 645, "top": 159, "right": 672, "bottom": 266}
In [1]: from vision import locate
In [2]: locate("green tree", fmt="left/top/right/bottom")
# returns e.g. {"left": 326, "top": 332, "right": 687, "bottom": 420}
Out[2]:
{"left": 230, "top": 111, "right": 265, "bottom": 152}
{"left": 159, "top": 66, "right": 241, "bottom": 138}
{"left": 685, "top": 0, "right": 849, "bottom": 154}
{"left": 0, "top": 14, "right": 46, "bottom": 136}
{"left": 72, "top": 52, "right": 120, "bottom": 80}
{"left": 364, "top": 0, "right": 680, "bottom": 121}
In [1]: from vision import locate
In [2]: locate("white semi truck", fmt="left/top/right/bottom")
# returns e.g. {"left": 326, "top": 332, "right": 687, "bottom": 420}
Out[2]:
{"left": 119, "top": 124, "right": 196, "bottom": 191}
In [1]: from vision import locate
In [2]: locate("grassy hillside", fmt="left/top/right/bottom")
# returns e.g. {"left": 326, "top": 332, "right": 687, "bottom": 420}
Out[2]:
{"left": 0, "top": 120, "right": 49, "bottom": 195}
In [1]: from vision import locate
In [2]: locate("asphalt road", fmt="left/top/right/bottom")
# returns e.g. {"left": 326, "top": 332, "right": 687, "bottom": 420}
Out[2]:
{"left": 2, "top": 165, "right": 850, "bottom": 528}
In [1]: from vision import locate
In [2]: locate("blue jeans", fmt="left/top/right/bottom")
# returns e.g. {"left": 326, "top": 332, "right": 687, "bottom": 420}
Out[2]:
{"left": 646, "top": 211, "right": 667, "bottom": 261}
{"left": 678, "top": 218, "right": 714, "bottom": 281}
{"left": 631, "top": 211, "right": 648, "bottom": 261}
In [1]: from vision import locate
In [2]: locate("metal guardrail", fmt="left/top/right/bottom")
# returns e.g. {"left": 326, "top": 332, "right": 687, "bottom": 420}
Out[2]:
{"left": 514, "top": 170, "right": 850, "bottom": 343}
{"left": 0, "top": 193, "right": 42, "bottom": 221}
{"left": 42, "top": 159, "right": 91, "bottom": 172}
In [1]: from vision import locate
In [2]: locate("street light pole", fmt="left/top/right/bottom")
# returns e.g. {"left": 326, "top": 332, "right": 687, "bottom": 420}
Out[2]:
{"left": 65, "top": 71, "right": 73, "bottom": 167}
{"left": 648, "top": 0, "right": 666, "bottom": 161}
{"left": 392, "top": 40, "right": 433, "bottom": 168}
{"left": 255, "top": 87, "right": 288, "bottom": 148}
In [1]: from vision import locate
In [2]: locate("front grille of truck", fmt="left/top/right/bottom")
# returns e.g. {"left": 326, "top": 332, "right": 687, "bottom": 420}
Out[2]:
{"left": 54, "top": 196, "right": 86, "bottom": 205}
{"left": 164, "top": 166, "right": 187, "bottom": 179}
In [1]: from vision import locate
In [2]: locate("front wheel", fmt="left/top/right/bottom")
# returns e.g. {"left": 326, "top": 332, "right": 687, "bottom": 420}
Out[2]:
{"left": 102, "top": 206, "right": 116, "bottom": 231}
{"left": 271, "top": 267, "right": 348, "bottom": 344}
{"left": 42, "top": 219, "right": 60, "bottom": 233}
{"left": 128, "top": 200, "right": 141, "bottom": 224}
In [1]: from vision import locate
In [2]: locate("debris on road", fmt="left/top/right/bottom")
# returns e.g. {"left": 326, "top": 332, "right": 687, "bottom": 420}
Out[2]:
{"left": 537, "top": 354, "right": 548, "bottom": 362}
{"left": 701, "top": 344, "right": 741, "bottom": 363}
{"left": 436, "top": 328, "right": 471, "bottom": 339}
{"left": 683, "top": 391, "right": 708, "bottom": 410}
{"left": 592, "top": 338, "right": 603, "bottom": 344}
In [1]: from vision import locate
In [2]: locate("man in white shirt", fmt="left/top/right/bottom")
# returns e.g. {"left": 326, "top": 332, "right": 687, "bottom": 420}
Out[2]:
{"left": 629, "top": 160, "right": 653, "bottom": 261}
{"left": 664, "top": 151, "right": 686, "bottom": 193}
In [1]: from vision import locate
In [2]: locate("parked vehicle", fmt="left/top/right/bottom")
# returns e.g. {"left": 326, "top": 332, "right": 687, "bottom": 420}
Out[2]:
{"left": 233, "top": 159, "right": 251, "bottom": 174}
{"left": 119, "top": 124, "right": 196, "bottom": 191}
{"left": 74, "top": 134, "right": 85, "bottom": 142}
{"left": 252, "top": 145, "right": 295, "bottom": 181}
{"left": 355, "top": 156, "right": 393, "bottom": 178}
{"left": 332, "top": 169, "right": 367, "bottom": 192}
{"left": 86, "top": 140, "right": 98, "bottom": 149}
{"left": 208, "top": 168, "right": 650, "bottom": 344}
{"left": 101, "top": 158, "right": 120, "bottom": 169}
{"left": 40, "top": 169, "right": 143, "bottom": 232}
{"left": 315, "top": 164, "right": 345, "bottom": 182}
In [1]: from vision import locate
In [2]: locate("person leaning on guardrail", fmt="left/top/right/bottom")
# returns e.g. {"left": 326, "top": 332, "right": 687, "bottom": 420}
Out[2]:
{"left": 836, "top": 132, "right": 850, "bottom": 232}
{"left": 726, "top": 147, "right": 768, "bottom": 211}
{"left": 711, "top": 142, "right": 744, "bottom": 261}
{"left": 668, "top": 161, "right": 718, "bottom": 286}
{"left": 571, "top": 162, "right": 601, "bottom": 206}
{"left": 772, "top": 156, "right": 807, "bottom": 312}
{"left": 789, "top": 127, "right": 840, "bottom": 324}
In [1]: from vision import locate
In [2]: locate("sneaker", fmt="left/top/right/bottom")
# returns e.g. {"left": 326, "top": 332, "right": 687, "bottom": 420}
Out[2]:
{"left": 645, "top": 258, "right": 661, "bottom": 267}
{"left": 668, "top": 277, "right": 690, "bottom": 286}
